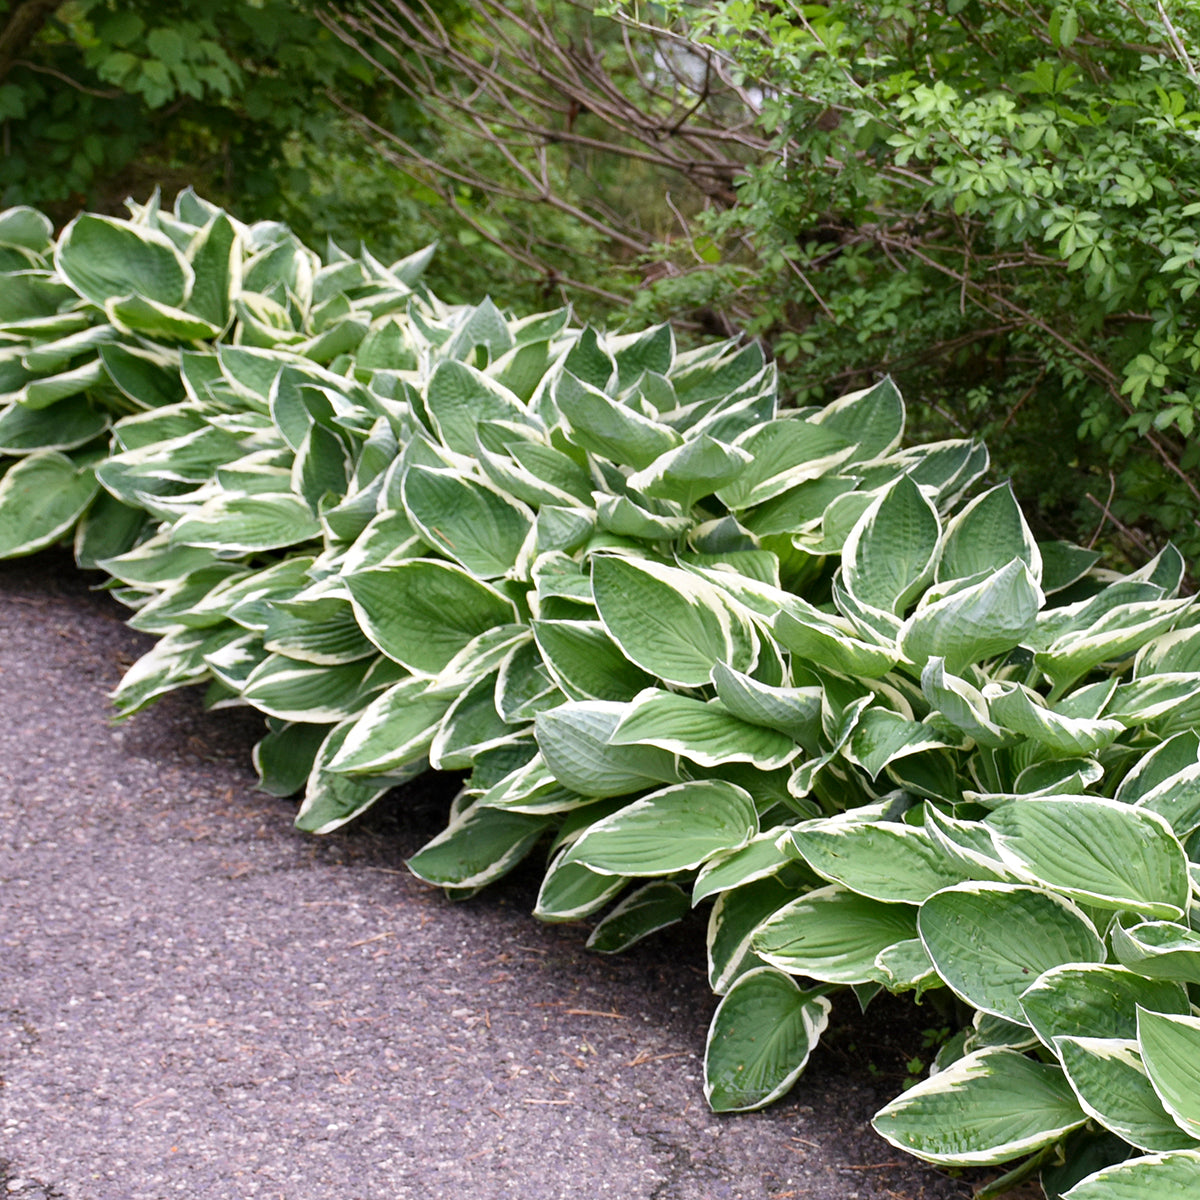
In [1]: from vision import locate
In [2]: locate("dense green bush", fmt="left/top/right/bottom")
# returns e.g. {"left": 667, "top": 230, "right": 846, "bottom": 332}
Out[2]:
{"left": 613, "top": 0, "right": 1200, "bottom": 565}
{"left": 3, "top": 196, "right": 1200, "bottom": 1198}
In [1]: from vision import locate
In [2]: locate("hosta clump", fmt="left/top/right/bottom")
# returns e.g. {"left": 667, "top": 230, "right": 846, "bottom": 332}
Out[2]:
{"left": 2, "top": 195, "right": 1200, "bottom": 1199}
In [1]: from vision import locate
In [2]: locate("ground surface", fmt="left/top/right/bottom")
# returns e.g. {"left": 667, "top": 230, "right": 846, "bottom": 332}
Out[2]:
{"left": 0, "top": 552, "right": 977, "bottom": 1200}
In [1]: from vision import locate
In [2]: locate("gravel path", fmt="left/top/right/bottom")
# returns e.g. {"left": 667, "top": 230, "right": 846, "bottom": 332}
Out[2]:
{"left": 0, "top": 553, "right": 972, "bottom": 1200}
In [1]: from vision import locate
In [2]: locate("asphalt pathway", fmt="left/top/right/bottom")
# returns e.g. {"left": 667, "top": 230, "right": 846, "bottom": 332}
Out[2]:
{"left": 0, "top": 553, "right": 972, "bottom": 1200}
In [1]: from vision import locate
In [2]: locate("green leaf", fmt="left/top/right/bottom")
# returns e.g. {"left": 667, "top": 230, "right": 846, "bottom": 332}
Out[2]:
{"left": 532, "top": 619, "right": 657, "bottom": 702}
{"left": 294, "top": 721, "right": 402, "bottom": 834}
{"left": 937, "top": 482, "right": 1042, "bottom": 585}
{"left": 0, "top": 395, "right": 107, "bottom": 453}
{"left": 708, "top": 876, "right": 794, "bottom": 993}
{"left": 346, "top": 560, "right": 517, "bottom": 673}
{"left": 772, "top": 601, "right": 897, "bottom": 678}
{"left": 535, "top": 847, "right": 629, "bottom": 922}
{"left": 56, "top": 213, "right": 192, "bottom": 307}
{"left": 407, "top": 804, "right": 549, "bottom": 890}
{"left": 564, "top": 779, "right": 758, "bottom": 875}
{"left": 846, "top": 708, "right": 966, "bottom": 779}
{"left": 626, "top": 434, "right": 753, "bottom": 508}
{"left": 555, "top": 371, "right": 681, "bottom": 469}
{"left": 716, "top": 417, "right": 855, "bottom": 509}
{"left": 240, "top": 655, "right": 375, "bottom": 723}
{"left": 1059, "top": 1150, "right": 1200, "bottom": 1199}
{"left": 872, "top": 1048, "right": 1086, "bottom": 1166}
{"left": 534, "top": 700, "right": 682, "bottom": 797}
{"left": 692, "top": 832, "right": 795, "bottom": 905}
{"left": 900, "top": 558, "right": 1042, "bottom": 673}
{"left": 1020, "top": 964, "right": 1189, "bottom": 1047}
{"left": 1112, "top": 921, "right": 1200, "bottom": 983}
{"left": 704, "top": 967, "right": 831, "bottom": 1111}
{"left": 252, "top": 721, "right": 329, "bottom": 798}
{"left": 586, "top": 880, "right": 690, "bottom": 952}
{"left": 609, "top": 688, "right": 801, "bottom": 770}
{"left": 0, "top": 207, "right": 52, "bottom": 253}
{"left": 1138, "top": 1008, "right": 1200, "bottom": 1139}
{"left": 921, "top": 656, "right": 1008, "bottom": 747}
{"left": 1055, "top": 1036, "right": 1200, "bottom": 1154}
{"left": 0, "top": 451, "right": 99, "bottom": 557}
{"left": 328, "top": 676, "right": 452, "bottom": 776}
{"left": 590, "top": 553, "right": 757, "bottom": 688}
{"left": 985, "top": 797, "right": 1189, "bottom": 919}
{"left": 170, "top": 493, "right": 321, "bottom": 554}
{"left": 842, "top": 475, "right": 940, "bottom": 613}
{"left": 812, "top": 377, "right": 905, "bottom": 461}
{"left": 788, "top": 819, "right": 968, "bottom": 905}
{"left": 709, "top": 661, "right": 823, "bottom": 747}
{"left": 429, "top": 671, "right": 518, "bottom": 771}
{"left": 986, "top": 683, "right": 1124, "bottom": 756}
{"left": 753, "top": 885, "right": 918, "bottom": 984}
{"left": 401, "top": 463, "right": 532, "bottom": 579}
{"left": 918, "top": 883, "right": 1104, "bottom": 1022}
{"left": 425, "top": 359, "right": 528, "bottom": 456}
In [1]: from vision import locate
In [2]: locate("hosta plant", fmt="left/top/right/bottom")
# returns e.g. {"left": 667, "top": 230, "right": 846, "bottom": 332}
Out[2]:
{"left": 3, "top": 194, "right": 1200, "bottom": 1199}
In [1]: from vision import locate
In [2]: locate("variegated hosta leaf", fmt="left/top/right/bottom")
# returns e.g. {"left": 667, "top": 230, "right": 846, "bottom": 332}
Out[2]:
{"left": 1054, "top": 1036, "right": 1200, "bottom": 1153}
{"left": 841, "top": 474, "right": 940, "bottom": 615}
{"left": 692, "top": 832, "right": 795, "bottom": 905}
{"left": 563, "top": 780, "right": 758, "bottom": 875}
{"left": 293, "top": 720, "right": 399, "bottom": 834}
{"left": 401, "top": 463, "right": 532, "bottom": 579}
{"left": 608, "top": 688, "right": 801, "bottom": 770}
{"left": 585, "top": 880, "right": 690, "bottom": 953}
{"left": 1059, "top": 1151, "right": 1200, "bottom": 1199}
{"left": 985, "top": 681, "right": 1124, "bottom": 756}
{"left": 704, "top": 967, "right": 831, "bottom": 1112}
{"left": 589, "top": 553, "right": 757, "bottom": 688}
{"left": 846, "top": 708, "right": 967, "bottom": 779}
{"left": 554, "top": 370, "right": 681, "bottom": 469}
{"left": 626, "top": 434, "right": 753, "bottom": 509}
{"left": 532, "top": 619, "right": 657, "bottom": 702}
{"left": 708, "top": 876, "right": 795, "bottom": 994}
{"left": 787, "top": 818, "right": 968, "bottom": 905}
{"left": 715, "top": 416, "right": 855, "bottom": 510}
{"left": 937, "top": 481, "right": 1042, "bottom": 586}
{"left": 1019, "top": 963, "right": 1190, "bottom": 1048}
{"left": 328, "top": 676, "right": 454, "bottom": 776}
{"left": 772, "top": 601, "right": 897, "bottom": 678}
{"left": 534, "top": 700, "right": 682, "bottom": 797}
{"left": 984, "top": 796, "right": 1190, "bottom": 919}
{"left": 534, "top": 846, "right": 629, "bottom": 922}
{"left": 753, "top": 885, "right": 918, "bottom": 985}
{"left": 346, "top": 559, "right": 518, "bottom": 673}
{"left": 872, "top": 1048, "right": 1086, "bottom": 1166}
{"left": 1112, "top": 920, "right": 1200, "bottom": 983}
{"left": 56, "top": 213, "right": 193, "bottom": 308}
{"left": 899, "top": 558, "right": 1043, "bottom": 674}
{"left": 1137, "top": 1008, "right": 1200, "bottom": 1141}
{"left": 918, "top": 883, "right": 1105, "bottom": 1023}
{"left": 406, "top": 803, "right": 550, "bottom": 890}
{"left": 0, "top": 451, "right": 100, "bottom": 557}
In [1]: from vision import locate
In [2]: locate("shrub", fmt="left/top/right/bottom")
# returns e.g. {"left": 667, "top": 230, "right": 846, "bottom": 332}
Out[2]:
{"left": 2, "top": 195, "right": 1200, "bottom": 1197}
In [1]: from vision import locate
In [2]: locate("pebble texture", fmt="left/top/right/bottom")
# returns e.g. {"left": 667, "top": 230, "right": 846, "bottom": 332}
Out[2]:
{"left": 0, "top": 553, "right": 973, "bottom": 1200}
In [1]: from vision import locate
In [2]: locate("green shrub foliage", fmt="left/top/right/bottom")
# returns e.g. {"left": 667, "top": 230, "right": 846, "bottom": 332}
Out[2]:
{"left": 624, "top": 0, "right": 1200, "bottom": 563}
{"left": 3, "top": 195, "right": 1200, "bottom": 1197}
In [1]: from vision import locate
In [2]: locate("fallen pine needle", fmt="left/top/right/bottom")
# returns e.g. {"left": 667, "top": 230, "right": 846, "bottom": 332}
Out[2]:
{"left": 565, "top": 1008, "right": 625, "bottom": 1019}
{"left": 348, "top": 931, "right": 394, "bottom": 948}
{"left": 626, "top": 1050, "right": 691, "bottom": 1067}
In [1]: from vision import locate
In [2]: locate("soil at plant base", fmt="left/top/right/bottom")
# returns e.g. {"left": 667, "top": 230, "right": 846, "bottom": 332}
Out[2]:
{"left": 0, "top": 552, "right": 982, "bottom": 1200}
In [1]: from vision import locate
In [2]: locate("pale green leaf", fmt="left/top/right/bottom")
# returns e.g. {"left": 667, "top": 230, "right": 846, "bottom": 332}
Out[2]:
{"left": 872, "top": 1048, "right": 1086, "bottom": 1166}
{"left": 918, "top": 883, "right": 1104, "bottom": 1022}
{"left": 704, "top": 968, "right": 831, "bottom": 1111}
